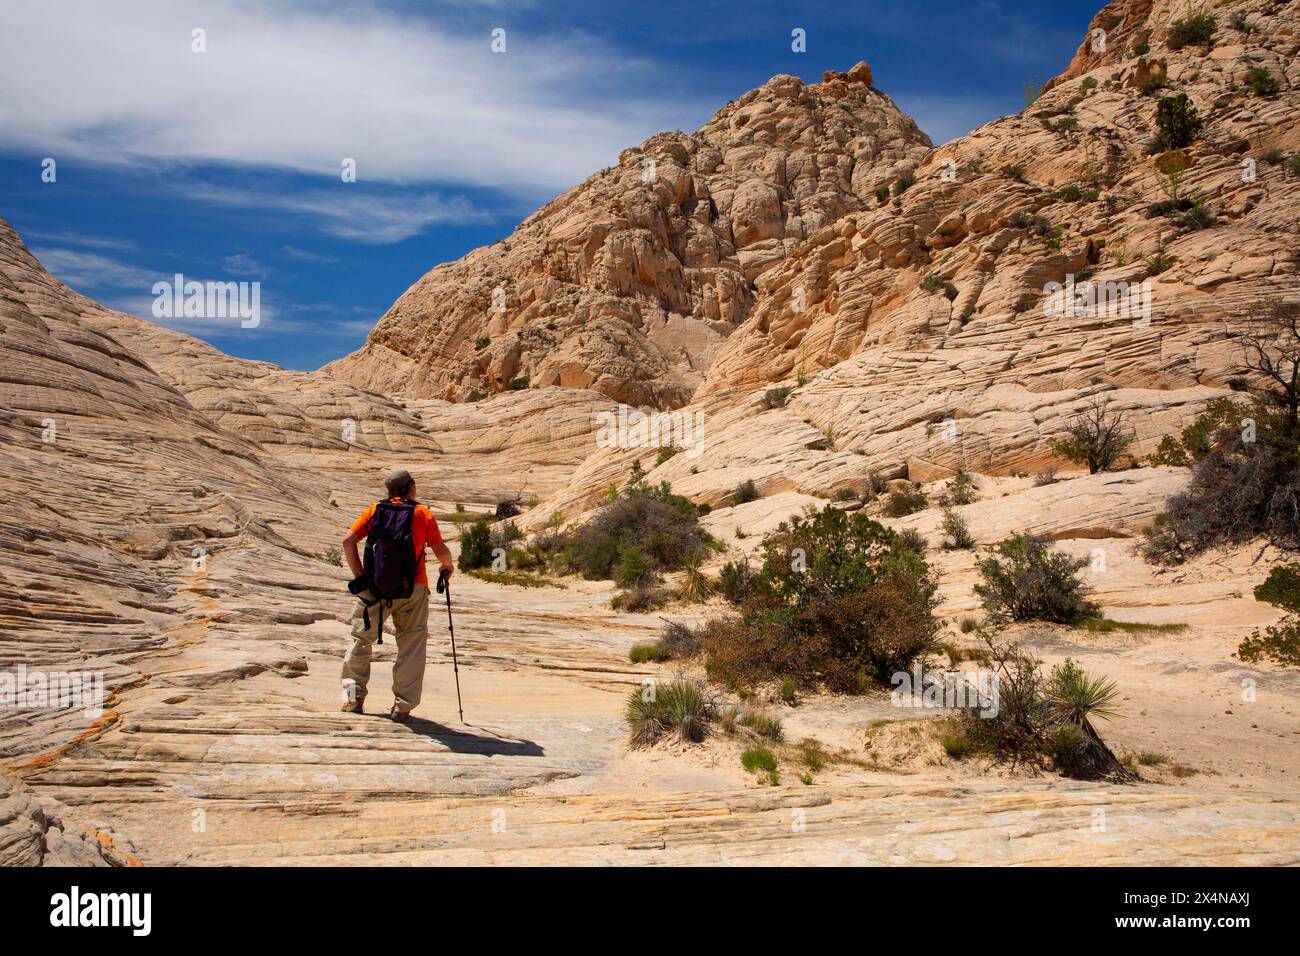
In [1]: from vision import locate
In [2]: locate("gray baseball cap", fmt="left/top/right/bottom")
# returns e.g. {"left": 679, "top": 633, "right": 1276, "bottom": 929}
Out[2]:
{"left": 385, "top": 469, "right": 414, "bottom": 495}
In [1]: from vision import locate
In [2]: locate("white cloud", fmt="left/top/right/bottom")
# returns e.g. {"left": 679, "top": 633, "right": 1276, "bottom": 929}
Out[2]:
{"left": 280, "top": 244, "right": 337, "bottom": 264}
{"left": 223, "top": 252, "right": 268, "bottom": 275}
{"left": 0, "top": 0, "right": 700, "bottom": 195}
{"left": 27, "top": 247, "right": 158, "bottom": 289}
{"left": 186, "top": 182, "right": 491, "bottom": 243}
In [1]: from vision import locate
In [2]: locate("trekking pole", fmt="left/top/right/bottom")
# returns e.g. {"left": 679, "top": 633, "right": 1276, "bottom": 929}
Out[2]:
{"left": 436, "top": 568, "right": 464, "bottom": 722}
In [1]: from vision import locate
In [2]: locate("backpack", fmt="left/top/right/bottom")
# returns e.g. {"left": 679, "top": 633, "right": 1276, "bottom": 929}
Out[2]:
{"left": 363, "top": 500, "right": 418, "bottom": 601}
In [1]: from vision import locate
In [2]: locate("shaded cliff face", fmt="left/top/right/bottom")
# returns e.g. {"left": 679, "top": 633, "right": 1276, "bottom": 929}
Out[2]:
{"left": 324, "top": 64, "right": 932, "bottom": 408}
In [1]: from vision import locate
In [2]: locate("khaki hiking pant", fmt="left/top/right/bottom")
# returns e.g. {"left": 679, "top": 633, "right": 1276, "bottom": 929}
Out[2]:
{"left": 341, "top": 584, "right": 429, "bottom": 714}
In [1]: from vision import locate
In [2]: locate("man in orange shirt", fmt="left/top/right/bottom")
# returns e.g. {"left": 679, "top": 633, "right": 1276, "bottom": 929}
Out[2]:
{"left": 340, "top": 469, "right": 454, "bottom": 721}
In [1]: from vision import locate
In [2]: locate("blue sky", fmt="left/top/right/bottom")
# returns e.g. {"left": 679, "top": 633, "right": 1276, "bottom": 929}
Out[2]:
{"left": 0, "top": 0, "right": 1101, "bottom": 370}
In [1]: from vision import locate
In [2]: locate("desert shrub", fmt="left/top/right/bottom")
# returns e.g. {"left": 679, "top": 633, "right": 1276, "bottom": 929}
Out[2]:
{"left": 322, "top": 545, "right": 342, "bottom": 567}
{"left": 1154, "top": 93, "right": 1203, "bottom": 150}
{"left": 1182, "top": 200, "right": 1215, "bottom": 231}
{"left": 615, "top": 545, "right": 652, "bottom": 588}
{"left": 1148, "top": 428, "right": 1300, "bottom": 562}
{"left": 1166, "top": 12, "right": 1215, "bottom": 50}
{"left": 654, "top": 445, "right": 680, "bottom": 467}
{"left": 700, "top": 505, "right": 940, "bottom": 692}
{"left": 959, "top": 615, "right": 979, "bottom": 633}
{"left": 659, "top": 619, "right": 703, "bottom": 658}
{"left": 875, "top": 185, "right": 889, "bottom": 204}
{"left": 884, "top": 485, "right": 928, "bottom": 517}
{"left": 611, "top": 582, "right": 672, "bottom": 613}
{"left": 739, "top": 708, "right": 784, "bottom": 741}
{"left": 717, "top": 558, "right": 755, "bottom": 604}
{"left": 950, "top": 469, "right": 977, "bottom": 505}
{"left": 1247, "top": 66, "right": 1279, "bottom": 98}
{"left": 629, "top": 641, "right": 673, "bottom": 664}
{"left": 504, "top": 376, "right": 529, "bottom": 391}
{"left": 625, "top": 678, "right": 714, "bottom": 747}
{"left": 892, "top": 170, "right": 916, "bottom": 196}
{"left": 955, "top": 634, "right": 1130, "bottom": 779}
{"left": 1081, "top": 76, "right": 1098, "bottom": 92}
{"left": 920, "top": 274, "right": 946, "bottom": 295}
{"left": 567, "top": 480, "right": 712, "bottom": 581}
{"left": 732, "top": 479, "right": 760, "bottom": 505}
{"left": 897, "top": 527, "right": 928, "bottom": 555}
{"left": 941, "top": 507, "right": 975, "bottom": 550}
{"left": 457, "top": 520, "right": 493, "bottom": 571}
{"left": 1049, "top": 396, "right": 1134, "bottom": 474}
{"left": 780, "top": 677, "right": 797, "bottom": 705}
{"left": 490, "top": 520, "right": 523, "bottom": 552}
{"left": 1033, "top": 466, "right": 1058, "bottom": 486}
{"left": 1148, "top": 434, "right": 1191, "bottom": 467}
{"left": 975, "top": 533, "right": 1098, "bottom": 624}
{"left": 1146, "top": 252, "right": 1175, "bottom": 275}
{"left": 1254, "top": 563, "right": 1300, "bottom": 612}
{"left": 1237, "top": 618, "right": 1300, "bottom": 667}
{"left": 761, "top": 386, "right": 792, "bottom": 410}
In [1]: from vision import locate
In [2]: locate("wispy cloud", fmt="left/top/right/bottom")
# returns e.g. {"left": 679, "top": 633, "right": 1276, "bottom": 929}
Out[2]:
{"left": 185, "top": 182, "right": 491, "bottom": 243}
{"left": 0, "top": 0, "right": 702, "bottom": 195}
{"left": 280, "top": 245, "right": 338, "bottom": 265}
{"left": 26, "top": 247, "right": 158, "bottom": 289}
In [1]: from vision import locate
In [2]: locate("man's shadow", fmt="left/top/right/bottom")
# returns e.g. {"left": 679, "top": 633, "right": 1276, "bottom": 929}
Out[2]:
{"left": 401, "top": 716, "right": 545, "bottom": 757}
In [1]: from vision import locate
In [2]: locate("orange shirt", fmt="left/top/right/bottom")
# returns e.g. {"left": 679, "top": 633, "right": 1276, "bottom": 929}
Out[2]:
{"left": 349, "top": 497, "right": 445, "bottom": 589}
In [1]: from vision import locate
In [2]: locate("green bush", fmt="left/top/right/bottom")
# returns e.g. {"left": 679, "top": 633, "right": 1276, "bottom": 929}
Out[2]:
{"left": 941, "top": 507, "right": 975, "bottom": 550}
{"left": 717, "top": 558, "right": 755, "bottom": 604}
{"left": 1155, "top": 93, "right": 1203, "bottom": 150}
{"left": 629, "top": 641, "right": 673, "bottom": 664}
{"left": 884, "top": 485, "right": 929, "bottom": 517}
{"left": 457, "top": 520, "right": 493, "bottom": 571}
{"left": 1081, "top": 76, "right": 1098, "bottom": 92}
{"left": 567, "top": 476, "right": 712, "bottom": 582}
{"left": 975, "top": 533, "right": 1098, "bottom": 624}
{"left": 732, "top": 479, "right": 760, "bottom": 504}
{"left": 701, "top": 505, "right": 940, "bottom": 692}
{"left": 1237, "top": 618, "right": 1300, "bottom": 667}
{"left": 1255, "top": 564, "right": 1300, "bottom": 613}
{"left": 1247, "top": 66, "right": 1279, "bottom": 98}
{"left": 504, "top": 376, "right": 530, "bottom": 391}
{"left": 1166, "top": 12, "right": 1215, "bottom": 50}
{"left": 741, "top": 743, "right": 778, "bottom": 774}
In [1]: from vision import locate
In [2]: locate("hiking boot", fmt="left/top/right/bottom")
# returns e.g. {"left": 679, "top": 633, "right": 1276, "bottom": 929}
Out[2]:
{"left": 388, "top": 706, "right": 411, "bottom": 723}
{"left": 340, "top": 699, "right": 365, "bottom": 714}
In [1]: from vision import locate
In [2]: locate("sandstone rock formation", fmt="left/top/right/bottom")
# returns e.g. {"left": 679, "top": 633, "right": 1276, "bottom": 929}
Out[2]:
{"left": 326, "top": 63, "right": 930, "bottom": 407}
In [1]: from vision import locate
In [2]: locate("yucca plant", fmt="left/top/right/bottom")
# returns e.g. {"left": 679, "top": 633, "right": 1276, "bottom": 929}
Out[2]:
{"left": 677, "top": 553, "right": 714, "bottom": 603}
{"left": 1043, "top": 659, "right": 1131, "bottom": 779}
{"left": 625, "top": 677, "right": 714, "bottom": 748}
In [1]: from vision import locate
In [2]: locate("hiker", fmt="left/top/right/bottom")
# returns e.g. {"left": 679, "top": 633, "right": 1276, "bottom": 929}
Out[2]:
{"left": 340, "top": 469, "right": 454, "bottom": 721}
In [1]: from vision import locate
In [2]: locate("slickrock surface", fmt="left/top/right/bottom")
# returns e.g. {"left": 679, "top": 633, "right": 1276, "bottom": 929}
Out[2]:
{"left": 4, "top": 0, "right": 1300, "bottom": 866}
